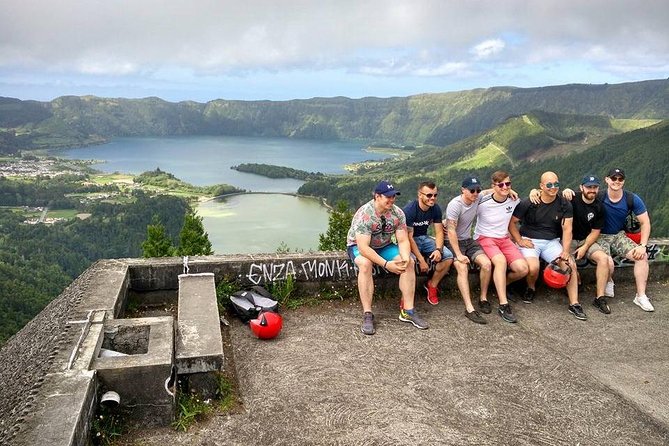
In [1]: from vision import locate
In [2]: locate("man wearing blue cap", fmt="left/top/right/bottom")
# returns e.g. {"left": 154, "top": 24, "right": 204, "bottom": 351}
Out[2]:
{"left": 346, "top": 180, "right": 428, "bottom": 335}
{"left": 570, "top": 175, "right": 615, "bottom": 314}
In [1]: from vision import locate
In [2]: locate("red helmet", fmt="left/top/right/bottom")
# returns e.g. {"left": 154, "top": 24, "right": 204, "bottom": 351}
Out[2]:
{"left": 626, "top": 232, "right": 642, "bottom": 244}
{"left": 249, "top": 311, "right": 283, "bottom": 340}
{"left": 543, "top": 259, "right": 571, "bottom": 289}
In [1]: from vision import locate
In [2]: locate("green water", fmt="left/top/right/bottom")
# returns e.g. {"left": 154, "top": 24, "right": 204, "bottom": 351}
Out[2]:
{"left": 197, "top": 193, "right": 330, "bottom": 254}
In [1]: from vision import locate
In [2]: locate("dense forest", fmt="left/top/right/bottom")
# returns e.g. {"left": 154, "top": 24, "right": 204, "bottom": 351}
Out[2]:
{"left": 0, "top": 180, "right": 189, "bottom": 345}
{"left": 231, "top": 163, "right": 324, "bottom": 181}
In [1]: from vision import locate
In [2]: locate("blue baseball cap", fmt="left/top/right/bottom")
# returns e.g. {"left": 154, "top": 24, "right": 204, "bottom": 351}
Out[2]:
{"left": 374, "top": 180, "right": 400, "bottom": 197}
{"left": 581, "top": 175, "right": 600, "bottom": 186}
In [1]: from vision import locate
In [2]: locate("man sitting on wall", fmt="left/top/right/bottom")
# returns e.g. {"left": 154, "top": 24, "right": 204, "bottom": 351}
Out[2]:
{"left": 346, "top": 180, "right": 428, "bottom": 335}
{"left": 403, "top": 181, "right": 454, "bottom": 306}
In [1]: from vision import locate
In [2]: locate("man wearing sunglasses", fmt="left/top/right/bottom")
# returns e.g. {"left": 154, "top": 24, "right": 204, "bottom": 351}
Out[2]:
{"left": 474, "top": 170, "right": 529, "bottom": 323}
{"left": 402, "top": 181, "right": 454, "bottom": 306}
{"left": 346, "top": 180, "right": 428, "bottom": 335}
{"left": 443, "top": 176, "right": 492, "bottom": 324}
{"left": 598, "top": 168, "right": 653, "bottom": 312}
{"left": 510, "top": 171, "right": 586, "bottom": 320}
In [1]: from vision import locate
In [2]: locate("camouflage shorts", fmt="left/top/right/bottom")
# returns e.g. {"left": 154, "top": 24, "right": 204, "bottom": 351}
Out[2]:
{"left": 570, "top": 239, "right": 605, "bottom": 259}
{"left": 597, "top": 232, "right": 637, "bottom": 258}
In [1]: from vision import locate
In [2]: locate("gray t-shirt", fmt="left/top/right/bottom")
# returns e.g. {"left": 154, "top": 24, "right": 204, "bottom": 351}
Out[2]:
{"left": 445, "top": 195, "right": 479, "bottom": 240}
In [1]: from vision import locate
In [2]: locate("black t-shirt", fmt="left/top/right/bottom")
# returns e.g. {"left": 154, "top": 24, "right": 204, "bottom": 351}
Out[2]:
{"left": 571, "top": 191, "right": 604, "bottom": 241}
{"left": 513, "top": 197, "right": 573, "bottom": 240}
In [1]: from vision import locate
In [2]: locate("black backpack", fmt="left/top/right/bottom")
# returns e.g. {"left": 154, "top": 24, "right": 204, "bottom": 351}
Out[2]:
{"left": 229, "top": 286, "right": 279, "bottom": 323}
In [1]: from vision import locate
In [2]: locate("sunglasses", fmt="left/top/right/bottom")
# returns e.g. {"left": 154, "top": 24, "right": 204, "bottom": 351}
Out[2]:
{"left": 495, "top": 181, "right": 512, "bottom": 188}
{"left": 374, "top": 215, "right": 393, "bottom": 235}
{"left": 420, "top": 192, "right": 438, "bottom": 198}
{"left": 610, "top": 176, "right": 625, "bottom": 182}
{"left": 468, "top": 188, "right": 482, "bottom": 194}
{"left": 544, "top": 181, "right": 560, "bottom": 189}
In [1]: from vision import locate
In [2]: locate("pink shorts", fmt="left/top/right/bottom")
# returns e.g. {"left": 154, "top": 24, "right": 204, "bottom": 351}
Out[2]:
{"left": 477, "top": 236, "right": 524, "bottom": 264}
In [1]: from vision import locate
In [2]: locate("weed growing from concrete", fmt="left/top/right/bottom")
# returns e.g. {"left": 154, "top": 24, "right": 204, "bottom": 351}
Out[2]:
{"left": 91, "top": 406, "right": 125, "bottom": 445}
{"left": 270, "top": 274, "right": 298, "bottom": 308}
{"left": 215, "top": 276, "right": 240, "bottom": 313}
{"left": 173, "top": 391, "right": 213, "bottom": 432}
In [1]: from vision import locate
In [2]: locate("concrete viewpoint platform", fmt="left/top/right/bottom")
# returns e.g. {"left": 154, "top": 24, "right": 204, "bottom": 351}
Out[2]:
{"left": 130, "top": 279, "right": 669, "bottom": 446}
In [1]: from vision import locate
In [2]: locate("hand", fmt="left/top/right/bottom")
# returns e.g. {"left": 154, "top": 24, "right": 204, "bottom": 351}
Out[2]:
{"left": 560, "top": 250, "right": 571, "bottom": 262}
{"left": 429, "top": 249, "right": 442, "bottom": 263}
{"left": 509, "top": 188, "right": 519, "bottom": 200}
{"left": 562, "top": 188, "right": 575, "bottom": 200}
{"left": 529, "top": 189, "right": 541, "bottom": 204}
{"left": 574, "top": 246, "right": 587, "bottom": 260}
{"left": 455, "top": 254, "right": 470, "bottom": 264}
{"left": 418, "top": 258, "right": 429, "bottom": 273}
{"left": 631, "top": 245, "right": 646, "bottom": 260}
{"left": 517, "top": 238, "right": 534, "bottom": 249}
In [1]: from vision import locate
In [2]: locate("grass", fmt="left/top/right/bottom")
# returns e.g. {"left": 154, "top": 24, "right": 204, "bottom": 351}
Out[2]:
{"left": 172, "top": 391, "right": 213, "bottom": 432}
{"left": 91, "top": 406, "right": 126, "bottom": 445}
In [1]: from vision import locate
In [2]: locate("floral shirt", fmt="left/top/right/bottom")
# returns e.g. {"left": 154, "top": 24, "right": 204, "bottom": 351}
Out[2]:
{"left": 346, "top": 200, "right": 407, "bottom": 248}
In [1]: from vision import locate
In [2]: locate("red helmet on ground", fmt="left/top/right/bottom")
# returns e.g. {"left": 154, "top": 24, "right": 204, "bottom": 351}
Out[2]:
{"left": 626, "top": 232, "right": 642, "bottom": 244}
{"left": 249, "top": 311, "right": 283, "bottom": 340}
{"left": 543, "top": 259, "right": 571, "bottom": 289}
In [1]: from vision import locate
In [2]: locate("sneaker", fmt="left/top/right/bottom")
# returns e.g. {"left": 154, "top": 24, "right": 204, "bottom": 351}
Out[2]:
{"left": 424, "top": 284, "right": 439, "bottom": 305}
{"left": 478, "top": 299, "right": 492, "bottom": 314}
{"left": 592, "top": 296, "right": 611, "bottom": 314}
{"left": 497, "top": 304, "right": 517, "bottom": 323}
{"left": 633, "top": 294, "right": 655, "bottom": 312}
{"left": 399, "top": 309, "right": 429, "bottom": 329}
{"left": 605, "top": 280, "right": 615, "bottom": 297}
{"left": 568, "top": 304, "right": 588, "bottom": 321}
{"left": 522, "top": 287, "right": 535, "bottom": 304}
{"left": 361, "top": 312, "right": 375, "bottom": 335}
{"left": 465, "top": 310, "right": 487, "bottom": 325}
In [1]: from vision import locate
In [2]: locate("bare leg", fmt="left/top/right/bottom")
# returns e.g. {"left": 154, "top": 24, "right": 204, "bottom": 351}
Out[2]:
{"left": 399, "top": 257, "right": 417, "bottom": 310}
{"left": 354, "top": 256, "right": 375, "bottom": 312}
{"left": 524, "top": 257, "right": 540, "bottom": 289}
{"left": 490, "top": 254, "right": 509, "bottom": 305}
{"left": 476, "top": 254, "right": 492, "bottom": 301}
{"left": 428, "top": 258, "right": 453, "bottom": 288}
{"left": 590, "top": 251, "right": 610, "bottom": 297}
{"left": 454, "top": 260, "right": 474, "bottom": 312}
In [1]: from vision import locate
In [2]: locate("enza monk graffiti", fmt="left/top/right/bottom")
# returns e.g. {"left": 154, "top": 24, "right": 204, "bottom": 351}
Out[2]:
{"left": 575, "top": 242, "right": 668, "bottom": 268}
{"left": 245, "top": 258, "right": 357, "bottom": 285}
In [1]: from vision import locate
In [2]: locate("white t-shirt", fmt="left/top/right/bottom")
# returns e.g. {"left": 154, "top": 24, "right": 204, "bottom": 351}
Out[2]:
{"left": 474, "top": 194, "right": 519, "bottom": 239}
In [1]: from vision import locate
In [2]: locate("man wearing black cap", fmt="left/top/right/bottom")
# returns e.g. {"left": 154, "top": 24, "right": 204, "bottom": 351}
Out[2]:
{"left": 570, "top": 175, "right": 615, "bottom": 314}
{"left": 599, "top": 168, "right": 653, "bottom": 312}
{"left": 346, "top": 180, "right": 428, "bottom": 335}
{"left": 402, "top": 181, "right": 454, "bottom": 306}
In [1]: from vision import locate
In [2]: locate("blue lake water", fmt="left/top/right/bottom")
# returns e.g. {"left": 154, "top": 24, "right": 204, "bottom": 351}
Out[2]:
{"left": 59, "top": 136, "right": 385, "bottom": 253}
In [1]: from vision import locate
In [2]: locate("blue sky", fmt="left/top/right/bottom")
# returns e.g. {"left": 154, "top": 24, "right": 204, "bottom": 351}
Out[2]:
{"left": 1, "top": 0, "right": 667, "bottom": 103}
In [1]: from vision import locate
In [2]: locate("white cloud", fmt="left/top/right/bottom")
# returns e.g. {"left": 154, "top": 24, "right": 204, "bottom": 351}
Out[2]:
{"left": 0, "top": 0, "right": 667, "bottom": 100}
{"left": 471, "top": 39, "right": 506, "bottom": 60}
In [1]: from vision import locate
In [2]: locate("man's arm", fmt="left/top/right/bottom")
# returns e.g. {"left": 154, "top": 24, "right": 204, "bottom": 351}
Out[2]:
{"left": 445, "top": 218, "right": 468, "bottom": 264}
{"left": 431, "top": 222, "right": 445, "bottom": 262}
{"left": 632, "top": 211, "right": 651, "bottom": 260}
{"left": 560, "top": 217, "right": 574, "bottom": 260}
{"left": 574, "top": 228, "right": 601, "bottom": 260}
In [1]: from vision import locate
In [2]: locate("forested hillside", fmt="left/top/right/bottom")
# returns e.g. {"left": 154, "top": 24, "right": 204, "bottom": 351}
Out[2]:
{"left": 299, "top": 119, "right": 669, "bottom": 235}
{"left": 1, "top": 79, "right": 668, "bottom": 153}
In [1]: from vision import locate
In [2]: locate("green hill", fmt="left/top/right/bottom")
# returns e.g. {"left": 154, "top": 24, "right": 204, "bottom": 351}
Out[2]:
{"left": 1, "top": 79, "right": 668, "bottom": 153}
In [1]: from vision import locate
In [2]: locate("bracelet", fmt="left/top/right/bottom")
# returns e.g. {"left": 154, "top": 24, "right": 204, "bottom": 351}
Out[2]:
{"left": 383, "top": 260, "right": 388, "bottom": 269}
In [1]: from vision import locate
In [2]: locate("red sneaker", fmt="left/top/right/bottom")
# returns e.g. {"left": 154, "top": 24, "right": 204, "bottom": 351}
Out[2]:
{"left": 424, "top": 284, "right": 439, "bottom": 305}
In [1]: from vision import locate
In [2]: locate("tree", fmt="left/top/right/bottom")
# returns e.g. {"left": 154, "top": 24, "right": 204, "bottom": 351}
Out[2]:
{"left": 318, "top": 201, "right": 353, "bottom": 251}
{"left": 177, "top": 211, "right": 213, "bottom": 256}
{"left": 141, "top": 215, "right": 175, "bottom": 257}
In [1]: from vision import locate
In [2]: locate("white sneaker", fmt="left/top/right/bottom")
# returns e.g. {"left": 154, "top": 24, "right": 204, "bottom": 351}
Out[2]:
{"left": 633, "top": 294, "right": 654, "bottom": 312}
{"left": 605, "top": 280, "right": 615, "bottom": 297}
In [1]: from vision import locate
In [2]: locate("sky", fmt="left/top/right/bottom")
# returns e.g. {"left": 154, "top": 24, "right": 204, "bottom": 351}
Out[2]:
{"left": 1, "top": 0, "right": 668, "bottom": 103}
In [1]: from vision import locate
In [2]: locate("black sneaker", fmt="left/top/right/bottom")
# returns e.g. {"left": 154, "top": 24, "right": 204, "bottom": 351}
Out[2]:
{"left": 478, "top": 299, "right": 492, "bottom": 314}
{"left": 465, "top": 310, "right": 487, "bottom": 325}
{"left": 522, "top": 287, "right": 535, "bottom": 304}
{"left": 498, "top": 304, "right": 517, "bottom": 323}
{"left": 592, "top": 296, "right": 611, "bottom": 314}
{"left": 568, "top": 304, "right": 587, "bottom": 321}
{"left": 361, "top": 312, "right": 375, "bottom": 335}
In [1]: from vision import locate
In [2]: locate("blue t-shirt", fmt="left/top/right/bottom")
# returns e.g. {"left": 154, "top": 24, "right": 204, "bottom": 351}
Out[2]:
{"left": 402, "top": 200, "right": 443, "bottom": 238}
{"left": 601, "top": 191, "right": 647, "bottom": 234}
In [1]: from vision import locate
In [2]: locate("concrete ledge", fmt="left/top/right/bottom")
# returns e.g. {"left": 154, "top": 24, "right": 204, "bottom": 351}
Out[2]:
{"left": 176, "top": 273, "right": 224, "bottom": 374}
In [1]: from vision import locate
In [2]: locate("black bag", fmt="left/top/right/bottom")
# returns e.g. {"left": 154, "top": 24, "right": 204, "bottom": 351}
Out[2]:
{"left": 623, "top": 192, "right": 640, "bottom": 234}
{"left": 229, "top": 286, "right": 279, "bottom": 323}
